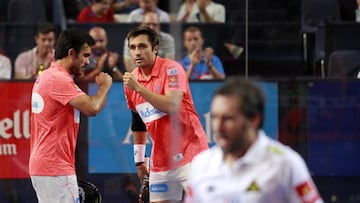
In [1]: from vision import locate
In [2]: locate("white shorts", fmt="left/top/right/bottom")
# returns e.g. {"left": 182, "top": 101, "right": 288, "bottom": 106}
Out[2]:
{"left": 149, "top": 163, "right": 191, "bottom": 202}
{"left": 30, "top": 175, "right": 79, "bottom": 203}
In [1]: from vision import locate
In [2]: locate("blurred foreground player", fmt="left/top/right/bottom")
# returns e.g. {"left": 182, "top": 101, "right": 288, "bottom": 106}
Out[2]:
{"left": 185, "top": 77, "right": 324, "bottom": 203}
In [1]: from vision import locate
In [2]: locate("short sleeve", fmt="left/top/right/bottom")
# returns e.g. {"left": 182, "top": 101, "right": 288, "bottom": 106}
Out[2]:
{"left": 48, "top": 77, "right": 85, "bottom": 105}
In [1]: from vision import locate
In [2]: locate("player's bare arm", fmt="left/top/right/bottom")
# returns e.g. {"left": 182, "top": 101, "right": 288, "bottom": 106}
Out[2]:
{"left": 123, "top": 72, "right": 184, "bottom": 114}
{"left": 70, "top": 72, "right": 112, "bottom": 116}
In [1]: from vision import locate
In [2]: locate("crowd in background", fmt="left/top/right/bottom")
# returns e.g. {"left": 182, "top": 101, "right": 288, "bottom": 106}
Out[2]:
{"left": 0, "top": 0, "right": 244, "bottom": 81}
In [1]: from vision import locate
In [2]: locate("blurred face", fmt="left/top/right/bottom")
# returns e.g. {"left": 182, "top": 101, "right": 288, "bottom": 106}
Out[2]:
{"left": 183, "top": 30, "right": 203, "bottom": 53}
{"left": 139, "top": 0, "right": 156, "bottom": 12}
{"left": 89, "top": 28, "right": 108, "bottom": 56}
{"left": 128, "top": 34, "right": 157, "bottom": 68}
{"left": 211, "top": 95, "right": 251, "bottom": 155}
{"left": 71, "top": 44, "right": 92, "bottom": 77}
{"left": 142, "top": 13, "right": 160, "bottom": 33}
{"left": 35, "top": 32, "right": 55, "bottom": 54}
{"left": 95, "top": 0, "right": 112, "bottom": 15}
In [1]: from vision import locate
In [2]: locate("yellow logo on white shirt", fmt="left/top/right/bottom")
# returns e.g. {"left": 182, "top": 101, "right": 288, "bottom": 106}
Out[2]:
{"left": 268, "top": 145, "right": 284, "bottom": 155}
{"left": 246, "top": 181, "right": 261, "bottom": 192}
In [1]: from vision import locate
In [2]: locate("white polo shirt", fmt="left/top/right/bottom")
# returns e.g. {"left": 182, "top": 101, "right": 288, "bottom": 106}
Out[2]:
{"left": 187, "top": 130, "right": 324, "bottom": 203}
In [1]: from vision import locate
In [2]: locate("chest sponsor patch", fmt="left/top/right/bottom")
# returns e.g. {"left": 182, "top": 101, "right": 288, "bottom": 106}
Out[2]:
{"left": 167, "top": 68, "right": 179, "bottom": 88}
{"left": 295, "top": 181, "right": 320, "bottom": 203}
{"left": 31, "top": 92, "right": 44, "bottom": 114}
{"left": 246, "top": 180, "right": 261, "bottom": 192}
{"left": 136, "top": 102, "right": 167, "bottom": 123}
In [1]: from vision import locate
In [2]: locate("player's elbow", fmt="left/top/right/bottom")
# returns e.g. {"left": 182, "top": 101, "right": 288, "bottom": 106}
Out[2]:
{"left": 81, "top": 106, "right": 101, "bottom": 116}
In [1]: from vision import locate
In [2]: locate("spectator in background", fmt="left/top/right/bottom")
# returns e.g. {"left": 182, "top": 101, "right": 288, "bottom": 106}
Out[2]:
{"left": 81, "top": 26, "right": 123, "bottom": 81}
{"left": 123, "top": 11, "right": 175, "bottom": 72}
{"left": 185, "top": 77, "right": 324, "bottom": 203}
{"left": 0, "top": 53, "right": 12, "bottom": 79}
{"left": 112, "top": 0, "right": 139, "bottom": 13}
{"left": 127, "top": 0, "right": 170, "bottom": 22}
{"left": 177, "top": 0, "right": 225, "bottom": 23}
{"left": 14, "top": 23, "right": 56, "bottom": 79}
{"left": 77, "top": 0, "right": 115, "bottom": 23}
{"left": 180, "top": 26, "right": 225, "bottom": 80}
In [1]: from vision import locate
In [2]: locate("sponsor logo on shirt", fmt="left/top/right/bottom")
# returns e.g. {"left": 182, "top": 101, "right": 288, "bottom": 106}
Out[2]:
{"left": 74, "top": 109, "right": 80, "bottom": 123}
{"left": 224, "top": 197, "right": 241, "bottom": 203}
{"left": 173, "top": 153, "right": 184, "bottom": 162}
{"left": 268, "top": 144, "right": 284, "bottom": 155}
{"left": 207, "top": 185, "right": 216, "bottom": 193}
{"left": 295, "top": 181, "right": 320, "bottom": 203}
{"left": 150, "top": 183, "right": 168, "bottom": 193}
{"left": 136, "top": 102, "right": 167, "bottom": 123}
{"left": 31, "top": 92, "right": 44, "bottom": 114}
{"left": 246, "top": 180, "right": 261, "bottom": 192}
{"left": 167, "top": 68, "right": 178, "bottom": 88}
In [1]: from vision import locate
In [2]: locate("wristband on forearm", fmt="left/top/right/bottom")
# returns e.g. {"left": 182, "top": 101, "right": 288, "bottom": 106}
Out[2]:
{"left": 134, "top": 144, "right": 146, "bottom": 164}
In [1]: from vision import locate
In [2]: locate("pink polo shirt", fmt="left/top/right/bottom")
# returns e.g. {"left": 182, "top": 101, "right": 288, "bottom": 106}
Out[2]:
{"left": 124, "top": 56, "right": 208, "bottom": 172}
{"left": 29, "top": 62, "right": 85, "bottom": 176}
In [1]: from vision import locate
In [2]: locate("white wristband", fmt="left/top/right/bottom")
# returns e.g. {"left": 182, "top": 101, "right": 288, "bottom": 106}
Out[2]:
{"left": 134, "top": 144, "right": 146, "bottom": 163}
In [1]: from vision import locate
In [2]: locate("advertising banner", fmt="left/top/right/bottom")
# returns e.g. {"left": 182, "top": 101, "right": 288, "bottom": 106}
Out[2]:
{"left": 0, "top": 82, "right": 32, "bottom": 178}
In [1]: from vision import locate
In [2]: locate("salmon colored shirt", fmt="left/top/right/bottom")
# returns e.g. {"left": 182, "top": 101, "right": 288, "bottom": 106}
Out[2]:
{"left": 29, "top": 62, "right": 85, "bottom": 176}
{"left": 124, "top": 56, "right": 208, "bottom": 172}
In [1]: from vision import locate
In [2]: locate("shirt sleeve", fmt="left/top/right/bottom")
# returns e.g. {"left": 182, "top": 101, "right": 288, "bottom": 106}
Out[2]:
{"left": 15, "top": 52, "right": 30, "bottom": 75}
{"left": 211, "top": 56, "right": 225, "bottom": 74}
{"left": 107, "top": 9, "right": 115, "bottom": 22}
{"left": 287, "top": 151, "right": 323, "bottom": 203}
{"left": 127, "top": 11, "right": 135, "bottom": 22}
{"left": 161, "top": 34, "right": 175, "bottom": 59}
{"left": 48, "top": 76, "right": 85, "bottom": 105}
{"left": 164, "top": 61, "right": 188, "bottom": 93}
{"left": 124, "top": 83, "right": 135, "bottom": 110}
{"left": 176, "top": 5, "right": 186, "bottom": 21}
{"left": 77, "top": 8, "right": 88, "bottom": 22}
{"left": 123, "top": 38, "right": 130, "bottom": 58}
{"left": 213, "top": 4, "right": 226, "bottom": 23}
{"left": 0, "top": 56, "right": 12, "bottom": 79}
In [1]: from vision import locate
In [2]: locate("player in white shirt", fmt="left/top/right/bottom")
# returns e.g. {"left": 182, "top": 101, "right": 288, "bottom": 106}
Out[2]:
{"left": 185, "top": 77, "right": 324, "bottom": 203}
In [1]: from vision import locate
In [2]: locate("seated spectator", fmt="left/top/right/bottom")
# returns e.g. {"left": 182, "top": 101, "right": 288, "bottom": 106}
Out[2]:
{"left": 81, "top": 26, "right": 123, "bottom": 81}
{"left": 127, "top": 0, "right": 170, "bottom": 22}
{"left": 14, "top": 23, "right": 56, "bottom": 79}
{"left": 177, "top": 0, "right": 225, "bottom": 23}
{"left": 112, "top": 0, "right": 139, "bottom": 13}
{"left": 0, "top": 53, "right": 11, "bottom": 79}
{"left": 77, "top": 0, "right": 115, "bottom": 23}
{"left": 179, "top": 26, "right": 225, "bottom": 80}
{"left": 123, "top": 11, "right": 175, "bottom": 71}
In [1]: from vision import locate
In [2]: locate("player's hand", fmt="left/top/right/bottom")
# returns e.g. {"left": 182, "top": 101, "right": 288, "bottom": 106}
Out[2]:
{"left": 98, "top": 52, "right": 109, "bottom": 68}
{"left": 123, "top": 72, "right": 140, "bottom": 92}
{"left": 95, "top": 72, "right": 112, "bottom": 90}
{"left": 204, "top": 47, "right": 214, "bottom": 65}
{"left": 189, "top": 48, "right": 202, "bottom": 66}
{"left": 136, "top": 163, "right": 149, "bottom": 184}
{"left": 108, "top": 52, "right": 119, "bottom": 68}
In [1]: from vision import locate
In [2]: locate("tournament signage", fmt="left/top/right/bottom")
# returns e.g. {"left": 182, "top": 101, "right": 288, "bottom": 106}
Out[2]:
{"left": 0, "top": 82, "right": 32, "bottom": 178}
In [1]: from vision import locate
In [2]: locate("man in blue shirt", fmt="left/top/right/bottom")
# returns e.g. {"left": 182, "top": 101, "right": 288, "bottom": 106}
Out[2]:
{"left": 179, "top": 26, "right": 225, "bottom": 80}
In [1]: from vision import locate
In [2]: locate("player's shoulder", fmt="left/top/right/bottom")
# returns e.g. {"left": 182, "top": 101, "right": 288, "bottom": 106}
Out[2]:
{"left": 264, "top": 135, "right": 305, "bottom": 166}
{"left": 158, "top": 57, "right": 182, "bottom": 70}
{"left": 192, "top": 146, "right": 221, "bottom": 169}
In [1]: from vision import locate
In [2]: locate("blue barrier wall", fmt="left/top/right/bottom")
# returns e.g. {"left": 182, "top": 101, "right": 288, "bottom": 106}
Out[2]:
{"left": 88, "top": 81, "right": 279, "bottom": 173}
